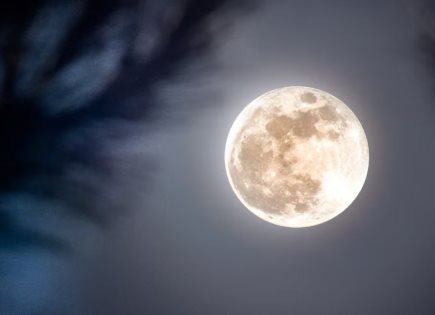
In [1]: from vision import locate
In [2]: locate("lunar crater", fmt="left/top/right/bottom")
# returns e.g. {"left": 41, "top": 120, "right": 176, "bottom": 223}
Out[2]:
{"left": 301, "top": 92, "right": 317, "bottom": 103}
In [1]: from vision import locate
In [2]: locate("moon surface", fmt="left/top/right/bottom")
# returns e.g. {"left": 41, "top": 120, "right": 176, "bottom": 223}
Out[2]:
{"left": 225, "top": 86, "right": 369, "bottom": 228}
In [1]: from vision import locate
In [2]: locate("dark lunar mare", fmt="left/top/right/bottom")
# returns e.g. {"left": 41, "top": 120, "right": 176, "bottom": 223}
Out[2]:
{"left": 0, "top": 0, "right": 250, "bottom": 314}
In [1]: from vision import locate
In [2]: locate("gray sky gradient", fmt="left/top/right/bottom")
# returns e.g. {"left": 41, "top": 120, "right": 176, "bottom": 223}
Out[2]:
{"left": 77, "top": 1, "right": 435, "bottom": 314}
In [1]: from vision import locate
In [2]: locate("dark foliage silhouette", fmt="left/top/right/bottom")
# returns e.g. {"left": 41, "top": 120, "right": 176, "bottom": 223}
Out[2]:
{"left": 0, "top": 0, "right": 247, "bottom": 253}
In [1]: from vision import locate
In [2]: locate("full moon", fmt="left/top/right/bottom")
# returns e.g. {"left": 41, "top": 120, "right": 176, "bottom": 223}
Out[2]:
{"left": 225, "top": 86, "right": 369, "bottom": 228}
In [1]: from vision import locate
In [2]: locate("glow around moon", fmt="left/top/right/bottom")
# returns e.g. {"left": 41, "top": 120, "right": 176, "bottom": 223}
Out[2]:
{"left": 225, "top": 86, "right": 369, "bottom": 228}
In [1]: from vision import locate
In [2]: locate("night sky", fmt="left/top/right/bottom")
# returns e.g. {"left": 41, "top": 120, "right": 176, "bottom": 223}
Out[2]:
{"left": 2, "top": 1, "right": 435, "bottom": 314}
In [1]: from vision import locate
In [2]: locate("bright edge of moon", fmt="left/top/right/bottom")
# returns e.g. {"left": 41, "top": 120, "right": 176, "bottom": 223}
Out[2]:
{"left": 224, "top": 86, "right": 369, "bottom": 228}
